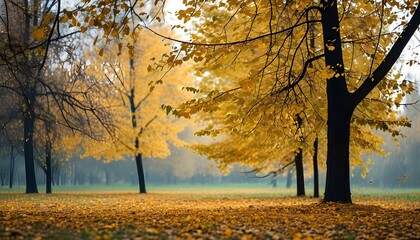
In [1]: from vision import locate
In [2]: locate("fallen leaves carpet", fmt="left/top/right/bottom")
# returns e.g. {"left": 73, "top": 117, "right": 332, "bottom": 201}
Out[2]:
{"left": 0, "top": 191, "right": 419, "bottom": 239}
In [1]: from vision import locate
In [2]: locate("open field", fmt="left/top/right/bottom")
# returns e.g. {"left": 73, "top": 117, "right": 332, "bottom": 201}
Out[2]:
{"left": 1, "top": 187, "right": 419, "bottom": 239}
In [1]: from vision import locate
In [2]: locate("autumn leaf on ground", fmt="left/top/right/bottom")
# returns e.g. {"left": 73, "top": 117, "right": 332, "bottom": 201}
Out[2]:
{"left": 0, "top": 191, "right": 419, "bottom": 239}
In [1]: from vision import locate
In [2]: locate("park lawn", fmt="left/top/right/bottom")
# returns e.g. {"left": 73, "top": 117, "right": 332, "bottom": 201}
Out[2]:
{"left": 0, "top": 189, "right": 419, "bottom": 239}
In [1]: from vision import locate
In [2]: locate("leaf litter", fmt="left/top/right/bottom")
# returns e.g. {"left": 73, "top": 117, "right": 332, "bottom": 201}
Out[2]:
{"left": 0, "top": 192, "right": 419, "bottom": 239}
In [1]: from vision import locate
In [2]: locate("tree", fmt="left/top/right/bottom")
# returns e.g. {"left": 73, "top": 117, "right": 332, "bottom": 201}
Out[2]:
{"left": 0, "top": 0, "right": 115, "bottom": 193}
{"left": 165, "top": 0, "right": 419, "bottom": 203}
{"left": 0, "top": 90, "right": 22, "bottom": 188}
{"left": 34, "top": 120, "right": 77, "bottom": 193}
{"left": 320, "top": 0, "right": 418, "bottom": 203}
{"left": 82, "top": 27, "right": 192, "bottom": 193}
{"left": 312, "top": 138, "right": 319, "bottom": 198}
{"left": 0, "top": 0, "right": 43, "bottom": 193}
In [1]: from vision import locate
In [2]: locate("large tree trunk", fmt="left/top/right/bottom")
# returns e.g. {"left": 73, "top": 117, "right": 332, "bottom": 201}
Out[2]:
{"left": 295, "top": 148, "right": 305, "bottom": 196}
{"left": 313, "top": 138, "right": 319, "bottom": 198}
{"left": 23, "top": 104, "right": 38, "bottom": 193}
{"left": 321, "top": 0, "right": 352, "bottom": 203}
{"left": 20, "top": 0, "right": 38, "bottom": 194}
{"left": 46, "top": 140, "right": 52, "bottom": 194}
{"left": 324, "top": 105, "right": 353, "bottom": 202}
{"left": 135, "top": 153, "right": 147, "bottom": 193}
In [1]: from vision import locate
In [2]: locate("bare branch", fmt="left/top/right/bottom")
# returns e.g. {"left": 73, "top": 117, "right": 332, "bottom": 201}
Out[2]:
{"left": 271, "top": 54, "right": 325, "bottom": 96}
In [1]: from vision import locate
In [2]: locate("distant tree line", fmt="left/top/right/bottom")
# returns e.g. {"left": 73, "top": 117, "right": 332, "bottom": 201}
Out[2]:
{"left": 0, "top": 150, "right": 276, "bottom": 188}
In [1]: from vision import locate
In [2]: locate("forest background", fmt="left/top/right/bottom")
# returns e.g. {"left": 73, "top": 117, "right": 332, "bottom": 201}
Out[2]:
{"left": 0, "top": 0, "right": 419, "bottom": 196}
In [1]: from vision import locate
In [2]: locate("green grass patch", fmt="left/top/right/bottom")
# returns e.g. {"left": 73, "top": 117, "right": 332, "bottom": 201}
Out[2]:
{"left": 1, "top": 183, "right": 419, "bottom": 201}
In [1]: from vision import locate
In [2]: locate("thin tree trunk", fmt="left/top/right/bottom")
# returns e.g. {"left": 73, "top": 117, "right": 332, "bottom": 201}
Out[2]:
{"left": 135, "top": 153, "right": 146, "bottom": 193}
{"left": 286, "top": 168, "right": 293, "bottom": 188}
{"left": 309, "top": 14, "right": 319, "bottom": 198}
{"left": 55, "top": 168, "right": 60, "bottom": 186}
{"left": 46, "top": 140, "right": 52, "bottom": 194}
{"left": 73, "top": 164, "right": 77, "bottom": 185}
{"left": 9, "top": 146, "right": 15, "bottom": 189}
{"left": 105, "top": 169, "right": 111, "bottom": 185}
{"left": 295, "top": 148, "right": 305, "bottom": 196}
{"left": 313, "top": 138, "right": 319, "bottom": 198}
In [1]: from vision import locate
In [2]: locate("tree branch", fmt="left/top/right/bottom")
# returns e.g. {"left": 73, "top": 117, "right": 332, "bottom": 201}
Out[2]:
{"left": 137, "top": 17, "right": 321, "bottom": 47}
{"left": 137, "top": 115, "right": 157, "bottom": 138}
{"left": 352, "top": 7, "right": 420, "bottom": 106}
{"left": 270, "top": 54, "right": 324, "bottom": 96}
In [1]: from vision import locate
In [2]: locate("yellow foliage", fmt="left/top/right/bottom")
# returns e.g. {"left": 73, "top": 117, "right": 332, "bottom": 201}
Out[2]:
{"left": 82, "top": 27, "right": 193, "bottom": 162}
{"left": 32, "top": 25, "right": 51, "bottom": 41}
{"left": 168, "top": 0, "right": 415, "bottom": 177}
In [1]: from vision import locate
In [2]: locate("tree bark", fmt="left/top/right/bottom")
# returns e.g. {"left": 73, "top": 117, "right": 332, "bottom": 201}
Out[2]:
{"left": 295, "top": 148, "right": 305, "bottom": 196}
{"left": 313, "top": 138, "right": 319, "bottom": 198}
{"left": 135, "top": 153, "right": 147, "bottom": 193}
{"left": 324, "top": 106, "right": 353, "bottom": 202}
{"left": 321, "top": 0, "right": 352, "bottom": 203}
{"left": 21, "top": 0, "right": 38, "bottom": 194}
{"left": 23, "top": 103, "right": 38, "bottom": 193}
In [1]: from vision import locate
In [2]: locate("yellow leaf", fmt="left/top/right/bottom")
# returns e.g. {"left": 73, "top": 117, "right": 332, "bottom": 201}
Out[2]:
{"left": 326, "top": 45, "right": 335, "bottom": 51}
{"left": 43, "top": 13, "right": 55, "bottom": 24}
{"left": 71, "top": 16, "right": 77, "bottom": 26}
{"left": 128, "top": 49, "right": 135, "bottom": 58}
{"left": 130, "top": 31, "right": 138, "bottom": 42}
{"left": 60, "top": 15, "right": 69, "bottom": 23}
{"left": 32, "top": 26, "right": 50, "bottom": 41}
{"left": 89, "top": 18, "right": 95, "bottom": 26}
{"left": 65, "top": 10, "right": 72, "bottom": 19}
{"left": 123, "top": 26, "right": 130, "bottom": 36}
{"left": 102, "top": 7, "right": 111, "bottom": 15}
{"left": 111, "top": 29, "right": 119, "bottom": 38}
{"left": 320, "top": 66, "right": 337, "bottom": 80}
{"left": 146, "top": 228, "right": 159, "bottom": 234}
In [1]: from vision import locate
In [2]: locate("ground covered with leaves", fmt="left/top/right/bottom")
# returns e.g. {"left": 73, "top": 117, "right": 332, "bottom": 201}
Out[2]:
{"left": 0, "top": 190, "right": 419, "bottom": 239}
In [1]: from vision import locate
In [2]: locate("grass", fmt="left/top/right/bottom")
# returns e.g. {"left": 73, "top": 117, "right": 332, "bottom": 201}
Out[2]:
{"left": 352, "top": 187, "right": 420, "bottom": 201}
{"left": 1, "top": 183, "right": 419, "bottom": 201}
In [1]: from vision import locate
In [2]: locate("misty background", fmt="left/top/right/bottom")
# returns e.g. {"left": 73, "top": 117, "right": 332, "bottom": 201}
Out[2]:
{"left": 1, "top": 105, "right": 420, "bottom": 191}
{"left": 1, "top": 72, "right": 420, "bottom": 192}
